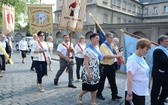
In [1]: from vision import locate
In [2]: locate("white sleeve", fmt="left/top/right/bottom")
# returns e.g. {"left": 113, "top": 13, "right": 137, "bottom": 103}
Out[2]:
{"left": 57, "top": 44, "right": 62, "bottom": 52}
{"left": 126, "top": 60, "right": 138, "bottom": 75}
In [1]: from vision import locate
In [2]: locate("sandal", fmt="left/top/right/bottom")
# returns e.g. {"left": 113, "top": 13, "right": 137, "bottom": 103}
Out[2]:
{"left": 91, "top": 103, "right": 97, "bottom": 105}
{"left": 76, "top": 94, "right": 82, "bottom": 105}
{"left": 38, "top": 84, "right": 45, "bottom": 92}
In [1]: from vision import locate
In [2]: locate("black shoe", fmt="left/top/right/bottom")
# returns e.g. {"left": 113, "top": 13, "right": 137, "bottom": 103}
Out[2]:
{"left": 54, "top": 79, "right": 58, "bottom": 86}
{"left": 68, "top": 84, "right": 77, "bottom": 88}
{"left": 96, "top": 95, "right": 105, "bottom": 100}
{"left": 112, "top": 95, "right": 122, "bottom": 100}
{"left": 30, "top": 68, "right": 34, "bottom": 71}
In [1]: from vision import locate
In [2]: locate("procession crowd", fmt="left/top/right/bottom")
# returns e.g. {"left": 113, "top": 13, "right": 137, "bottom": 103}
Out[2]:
{"left": 0, "top": 31, "right": 168, "bottom": 105}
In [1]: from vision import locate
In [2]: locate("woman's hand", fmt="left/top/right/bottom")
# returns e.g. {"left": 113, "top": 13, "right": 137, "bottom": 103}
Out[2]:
{"left": 88, "top": 73, "right": 92, "bottom": 81}
{"left": 103, "top": 55, "right": 110, "bottom": 59}
{"left": 126, "top": 94, "right": 133, "bottom": 102}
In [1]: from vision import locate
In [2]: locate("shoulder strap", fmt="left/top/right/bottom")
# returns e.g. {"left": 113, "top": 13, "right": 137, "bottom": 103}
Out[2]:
{"left": 88, "top": 45, "right": 102, "bottom": 60}
{"left": 104, "top": 42, "right": 117, "bottom": 54}
{"left": 62, "top": 43, "right": 69, "bottom": 50}
{"left": 78, "top": 43, "right": 83, "bottom": 52}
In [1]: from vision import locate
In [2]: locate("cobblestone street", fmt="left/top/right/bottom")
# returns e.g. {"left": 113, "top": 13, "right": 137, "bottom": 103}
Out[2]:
{"left": 0, "top": 51, "right": 151, "bottom": 105}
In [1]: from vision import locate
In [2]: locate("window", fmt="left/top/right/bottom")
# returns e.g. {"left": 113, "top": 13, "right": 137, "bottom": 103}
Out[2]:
{"left": 128, "top": 20, "right": 131, "bottom": 23}
{"left": 84, "top": 15, "right": 87, "bottom": 22}
{"left": 117, "top": 0, "right": 121, "bottom": 8}
{"left": 153, "top": 7, "right": 158, "bottom": 14}
{"left": 122, "top": 1, "right": 126, "bottom": 9}
{"left": 137, "top": 6, "right": 141, "bottom": 14}
{"left": 103, "top": 14, "right": 108, "bottom": 23}
{"left": 103, "top": 0, "right": 108, "bottom": 4}
{"left": 128, "top": 3, "right": 131, "bottom": 11}
{"left": 132, "top": 5, "right": 136, "bottom": 13}
{"left": 123, "top": 19, "right": 126, "bottom": 23}
{"left": 117, "top": 17, "right": 121, "bottom": 23}
{"left": 112, "top": 0, "right": 116, "bottom": 6}
{"left": 58, "top": 14, "right": 61, "bottom": 23}
{"left": 164, "top": 6, "right": 168, "bottom": 13}
{"left": 144, "top": 8, "right": 148, "bottom": 14}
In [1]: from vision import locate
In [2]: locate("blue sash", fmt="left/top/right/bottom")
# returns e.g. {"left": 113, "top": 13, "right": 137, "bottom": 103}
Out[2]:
{"left": 128, "top": 53, "right": 150, "bottom": 78}
{"left": 104, "top": 41, "right": 117, "bottom": 54}
{"left": 88, "top": 45, "right": 102, "bottom": 60}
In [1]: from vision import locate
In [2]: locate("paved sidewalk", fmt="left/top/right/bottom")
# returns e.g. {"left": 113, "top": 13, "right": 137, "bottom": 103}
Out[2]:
{"left": 0, "top": 51, "right": 151, "bottom": 105}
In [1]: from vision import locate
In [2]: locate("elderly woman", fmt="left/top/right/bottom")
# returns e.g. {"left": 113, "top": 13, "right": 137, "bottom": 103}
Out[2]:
{"left": 77, "top": 33, "right": 108, "bottom": 105}
{"left": 0, "top": 34, "right": 7, "bottom": 77}
{"left": 30, "top": 33, "right": 38, "bottom": 71}
{"left": 125, "top": 38, "right": 151, "bottom": 105}
{"left": 74, "top": 36, "right": 86, "bottom": 81}
{"left": 31, "top": 31, "right": 51, "bottom": 92}
{"left": 46, "top": 36, "right": 53, "bottom": 71}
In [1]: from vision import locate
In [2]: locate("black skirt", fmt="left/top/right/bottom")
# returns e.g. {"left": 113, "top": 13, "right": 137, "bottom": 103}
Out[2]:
{"left": 82, "top": 82, "right": 99, "bottom": 91}
{"left": 21, "top": 50, "right": 27, "bottom": 58}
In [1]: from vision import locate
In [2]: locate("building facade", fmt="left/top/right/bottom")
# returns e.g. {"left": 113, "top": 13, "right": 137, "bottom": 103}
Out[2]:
{"left": 53, "top": 0, "right": 168, "bottom": 45}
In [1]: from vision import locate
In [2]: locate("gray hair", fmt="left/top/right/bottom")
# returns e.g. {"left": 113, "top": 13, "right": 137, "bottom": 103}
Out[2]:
{"left": 158, "top": 35, "right": 168, "bottom": 44}
{"left": 47, "top": 36, "right": 53, "bottom": 40}
{"left": 106, "top": 32, "right": 114, "bottom": 38}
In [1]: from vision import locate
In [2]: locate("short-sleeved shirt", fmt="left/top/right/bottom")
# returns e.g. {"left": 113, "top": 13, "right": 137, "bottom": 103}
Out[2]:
{"left": 57, "top": 41, "right": 74, "bottom": 58}
{"left": 100, "top": 42, "right": 115, "bottom": 65}
{"left": 125, "top": 53, "right": 150, "bottom": 96}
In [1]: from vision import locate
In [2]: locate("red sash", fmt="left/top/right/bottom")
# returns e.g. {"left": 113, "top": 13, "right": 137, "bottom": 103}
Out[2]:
{"left": 38, "top": 41, "right": 47, "bottom": 61}
{"left": 78, "top": 43, "right": 83, "bottom": 52}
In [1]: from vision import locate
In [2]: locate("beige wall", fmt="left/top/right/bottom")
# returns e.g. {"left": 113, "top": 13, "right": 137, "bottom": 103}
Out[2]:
{"left": 143, "top": 2, "right": 168, "bottom": 22}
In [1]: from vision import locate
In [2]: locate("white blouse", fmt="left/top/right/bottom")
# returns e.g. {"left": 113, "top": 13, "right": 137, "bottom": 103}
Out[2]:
{"left": 0, "top": 41, "right": 6, "bottom": 55}
{"left": 19, "top": 40, "right": 28, "bottom": 51}
{"left": 31, "top": 41, "right": 50, "bottom": 61}
{"left": 74, "top": 43, "right": 86, "bottom": 58}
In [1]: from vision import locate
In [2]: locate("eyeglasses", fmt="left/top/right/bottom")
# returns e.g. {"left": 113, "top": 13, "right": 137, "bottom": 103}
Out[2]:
{"left": 39, "top": 34, "right": 45, "bottom": 36}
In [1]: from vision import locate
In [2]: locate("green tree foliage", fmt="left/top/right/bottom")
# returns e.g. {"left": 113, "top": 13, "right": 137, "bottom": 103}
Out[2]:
{"left": 0, "top": 0, "right": 39, "bottom": 31}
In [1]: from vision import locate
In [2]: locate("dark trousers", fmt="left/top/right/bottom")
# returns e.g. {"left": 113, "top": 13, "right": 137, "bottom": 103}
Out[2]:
{"left": 31, "top": 56, "right": 36, "bottom": 69}
{"left": 75, "top": 57, "right": 84, "bottom": 79}
{"left": 21, "top": 50, "right": 27, "bottom": 58}
{"left": 151, "top": 78, "right": 168, "bottom": 105}
{"left": 97, "top": 64, "right": 118, "bottom": 97}
{"left": 35, "top": 61, "right": 47, "bottom": 84}
{"left": 0, "top": 55, "right": 6, "bottom": 71}
{"left": 55, "top": 58, "right": 74, "bottom": 85}
{"left": 125, "top": 91, "right": 145, "bottom": 105}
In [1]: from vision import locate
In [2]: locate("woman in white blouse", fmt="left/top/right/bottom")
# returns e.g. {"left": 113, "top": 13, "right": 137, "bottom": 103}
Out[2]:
{"left": 125, "top": 38, "right": 151, "bottom": 105}
{"left": 0, "top": 34, "right": 7, "bottom": 77}
{"left": 31, "top": 31, "right": 51, "bottom": 92}
{"left": 19, "top": 36, "right": 28, "bottom": 63}
{"left": 46, "top": 36, "right": 53, "bottom": 71}
{"left": 74, "top": 36, "right": 86, "bottom": 81}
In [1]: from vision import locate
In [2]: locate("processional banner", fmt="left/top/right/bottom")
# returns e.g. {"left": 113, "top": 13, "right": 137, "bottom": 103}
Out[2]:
{"left": 60, "top": 0, "right": 87, "bottom": 31}
{"left": 2, "top": 4, "right": 15, "bottom": 35}
{"left": 28, "top": 4, "right": 53, "bottom": 35}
